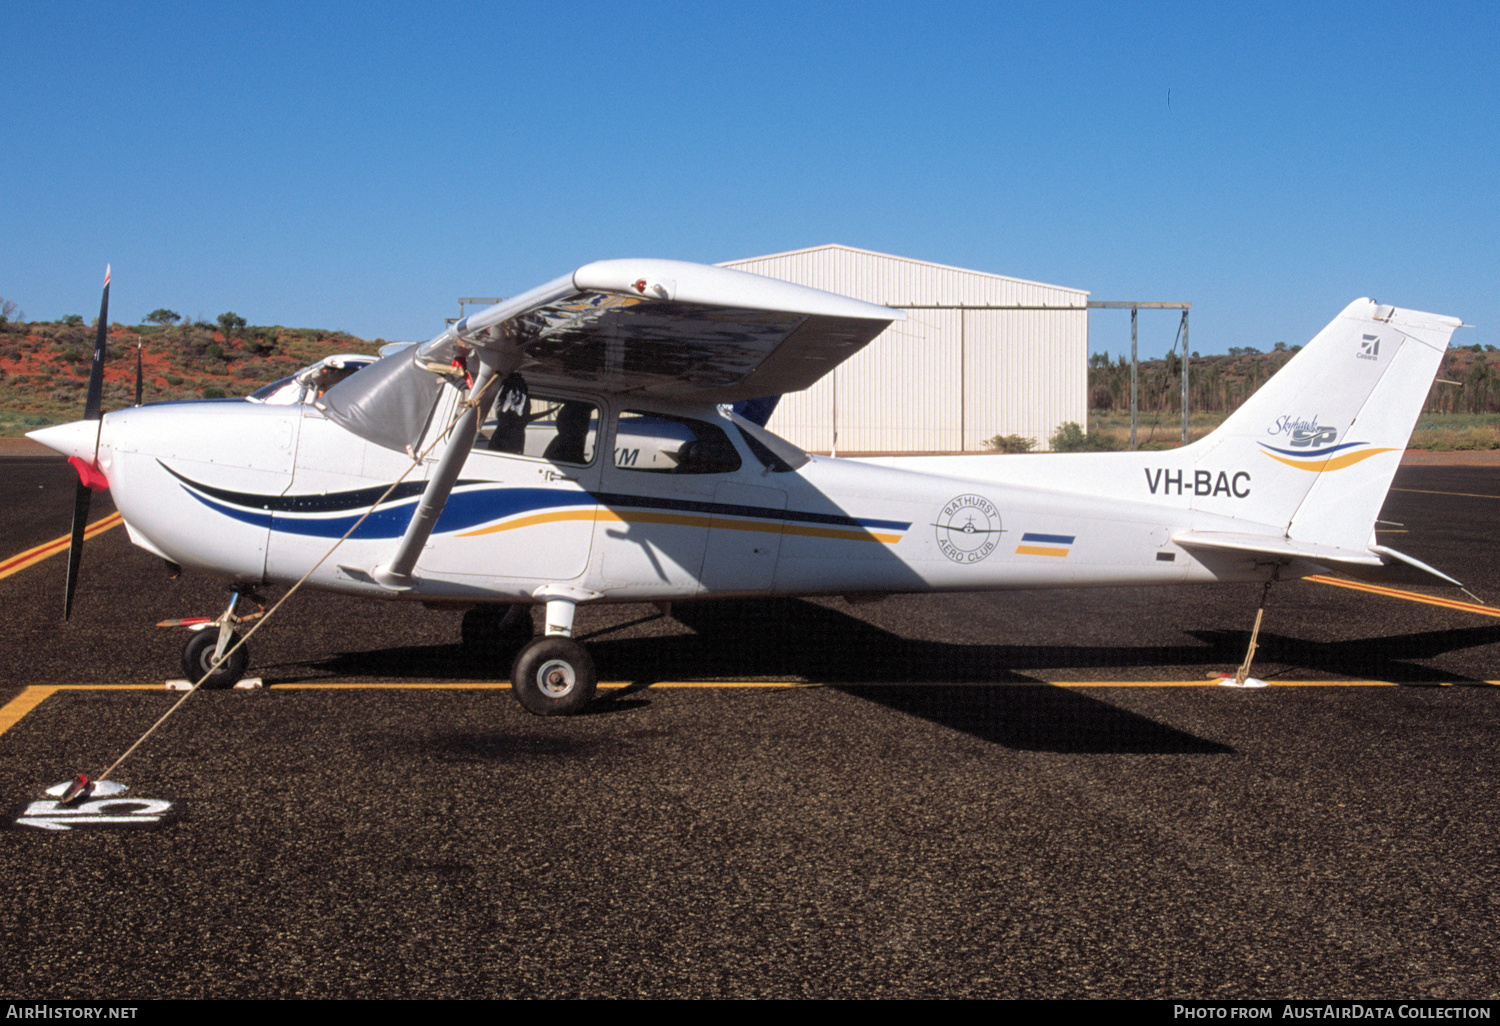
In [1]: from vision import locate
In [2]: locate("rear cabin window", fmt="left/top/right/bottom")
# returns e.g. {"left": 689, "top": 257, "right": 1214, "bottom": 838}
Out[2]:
{"left": 614, "top": 412, "right": 742, "bottom": 475}
{"left": 728, "top": 413, "right": 809, "bottom": 473}
{"left": 475, "top": 396, "right": 598, "bottom": 466}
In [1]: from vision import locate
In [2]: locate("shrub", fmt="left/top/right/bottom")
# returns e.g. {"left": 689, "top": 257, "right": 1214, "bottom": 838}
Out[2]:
{"left": 201, "top": 386, "right": 226, "bottom": 399}
{"left": 984, "top": 434, "right": 1037, "bottom": 454}
{"left": 1050, "top": 421, "right": 1124, "bottom": 452}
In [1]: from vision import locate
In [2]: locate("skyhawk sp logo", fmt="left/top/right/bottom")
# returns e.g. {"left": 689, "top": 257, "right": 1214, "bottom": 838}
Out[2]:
{"left": 1268, "top": 414, "right": 1337, "bottom": 449}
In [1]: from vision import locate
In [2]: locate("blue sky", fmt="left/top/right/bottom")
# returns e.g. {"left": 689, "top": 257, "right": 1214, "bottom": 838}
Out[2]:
{"left": 2, "top": 1, "right": 1495, "bottom": 358}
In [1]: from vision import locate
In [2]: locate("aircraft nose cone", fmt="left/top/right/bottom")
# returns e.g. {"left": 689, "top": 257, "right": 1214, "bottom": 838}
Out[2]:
{"left": 27, "top": 420, "right": 102, "bottom": 462}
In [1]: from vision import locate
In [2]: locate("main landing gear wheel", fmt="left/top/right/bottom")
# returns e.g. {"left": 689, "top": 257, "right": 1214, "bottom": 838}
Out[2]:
{"left": 181, "top": 630, "right": 249, "bottom": 690}
{"left": 461, "top": 605, "right": 533, "bottom": 652}
{"left": 510, "top": 636, "right": 596, "bottom": 716}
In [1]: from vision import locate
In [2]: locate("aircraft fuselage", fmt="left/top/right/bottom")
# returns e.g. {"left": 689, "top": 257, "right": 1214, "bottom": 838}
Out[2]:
{"left": 74, "top": 389, "right": 1274, "bottom": 608}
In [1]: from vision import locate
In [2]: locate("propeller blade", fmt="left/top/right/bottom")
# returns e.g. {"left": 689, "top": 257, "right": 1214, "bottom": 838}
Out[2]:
{"left": 64, "top": 265, "right": 110, "bottom": 620}
{"left": 64, "top": 479, "right": 91, "bottom": 620}
{"left": 83, "top": 265, "right": 110, "bottom": 422}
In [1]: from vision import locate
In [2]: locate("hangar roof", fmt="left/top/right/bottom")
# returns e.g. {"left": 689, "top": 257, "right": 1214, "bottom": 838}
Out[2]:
{"left": 721, "top": 244, "right": 1088, "bottom": 306}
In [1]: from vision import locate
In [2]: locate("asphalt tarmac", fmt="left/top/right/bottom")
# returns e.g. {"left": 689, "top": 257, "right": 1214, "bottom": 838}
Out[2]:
{"left": 1, "top": 455, "right": 1496, "bottom": 999}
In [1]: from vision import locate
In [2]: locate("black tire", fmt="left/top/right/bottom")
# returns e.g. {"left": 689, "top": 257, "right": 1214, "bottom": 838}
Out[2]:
{"left": 461, "top": 605, "right": 533, "bottom": 652}
{"left": 181, "top": 629, "right": 249, "bottom": 689}
{"left": 510, "top": 636, "right": 596, "bottom": 716}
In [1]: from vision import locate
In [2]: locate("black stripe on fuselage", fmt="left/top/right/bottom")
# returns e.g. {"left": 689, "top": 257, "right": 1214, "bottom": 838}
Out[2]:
{"left": 591, "top": 491, "right": 908, "bottom": 530}
{"left": 158, "top": 463, "right": 911, "bottom": 531}
{"left": 158, "top": 461, "right": 441, "bottom": 512}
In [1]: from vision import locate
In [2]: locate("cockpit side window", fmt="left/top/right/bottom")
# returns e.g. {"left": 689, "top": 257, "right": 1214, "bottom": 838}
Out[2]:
{"left": 614, "top": 411, "right": 742, "bottom": 475}
{"left": 474, "top": 395, "right": 598, "bottom": 466}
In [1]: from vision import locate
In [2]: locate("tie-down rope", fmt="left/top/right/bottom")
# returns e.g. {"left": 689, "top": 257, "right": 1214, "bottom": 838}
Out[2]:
{"left": 90, "top": 374, "right": 499, "bottom": 785}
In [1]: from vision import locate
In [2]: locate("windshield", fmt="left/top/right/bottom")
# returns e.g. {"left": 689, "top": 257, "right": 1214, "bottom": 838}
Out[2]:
{"left": 247, "top": 375, "right": 299, "bottom": 403}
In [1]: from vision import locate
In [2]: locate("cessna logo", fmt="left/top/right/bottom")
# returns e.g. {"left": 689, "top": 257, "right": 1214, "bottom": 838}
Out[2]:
{"left": 1358, "top": 334, "right": 1381, "bottom": 361}
{"left": 1145, "top": 469, "right": 1250, "bottom": 498}
{"left": 934, "top": 494, "right": 1003, "bottom": 563}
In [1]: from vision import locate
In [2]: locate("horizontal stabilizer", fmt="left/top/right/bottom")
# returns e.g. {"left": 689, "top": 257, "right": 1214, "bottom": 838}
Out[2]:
{"left": 1173, "top": 532, "right": 1463, "bottom": 587}
{"left": 1173, "top": 531, "right": 1384, "bottom": 566}
{"left": 1367, "top": 544, "right": 1463, "bottom": 587}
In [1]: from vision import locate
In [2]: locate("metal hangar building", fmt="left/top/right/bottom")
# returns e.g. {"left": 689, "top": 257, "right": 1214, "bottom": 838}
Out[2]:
{"left": 720, "top": 244, "right": 1088, "bottom": 454}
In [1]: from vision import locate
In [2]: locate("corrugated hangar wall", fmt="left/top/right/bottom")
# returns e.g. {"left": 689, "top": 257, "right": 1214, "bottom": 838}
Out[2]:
{"left": 721, "top": 245, "right": 1089, "bottom": 453}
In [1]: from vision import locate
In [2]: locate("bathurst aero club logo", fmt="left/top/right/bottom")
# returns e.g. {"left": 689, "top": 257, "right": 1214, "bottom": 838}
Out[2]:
{"left": 1260, "top": 414, "right": 1396, "bottom": 472}
{"left": 934, "top": 494, "right": 1004, "bottom": 563}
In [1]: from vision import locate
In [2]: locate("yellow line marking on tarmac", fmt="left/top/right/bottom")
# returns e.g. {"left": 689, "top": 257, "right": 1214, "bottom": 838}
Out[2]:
{"left": 8, "top": 679, "right": 1497, "bottom": 739}
{"left": 0, "top": 687, "right": 58, "bottom": 736}
{"left": 1306, "top": 574, "right": 1500, "bottom": 618}
{"left": 1390, "top": 487, "right": 1500, "bottom": 500}
{"left": 0, "top": 512, "right": 123, "bottom": 581}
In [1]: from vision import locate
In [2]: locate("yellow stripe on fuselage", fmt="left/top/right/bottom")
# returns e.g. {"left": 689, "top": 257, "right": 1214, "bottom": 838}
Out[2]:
{"left": 458, "top": 508, "right": 901, "bottom": 544}
{"left": 1015, "top": 545, "right": 1069, "bottom": 557}
{"left": 457, "top": 510, "right": 599, "bottom": 537}
{"left": 1261, "top": 447, "right": 1397, "bottom": 472}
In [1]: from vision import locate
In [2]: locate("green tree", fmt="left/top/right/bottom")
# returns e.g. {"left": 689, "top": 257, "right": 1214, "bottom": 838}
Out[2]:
{"left": 217, "top": 311, "right": 246, "bottom": 341}
{"left": 144, "top": 308, "right": 181, "bottom": 325}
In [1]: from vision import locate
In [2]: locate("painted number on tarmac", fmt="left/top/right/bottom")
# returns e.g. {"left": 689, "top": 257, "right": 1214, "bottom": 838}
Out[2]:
{"left": 11, "top": 797, "right": 179, "bottom": 832}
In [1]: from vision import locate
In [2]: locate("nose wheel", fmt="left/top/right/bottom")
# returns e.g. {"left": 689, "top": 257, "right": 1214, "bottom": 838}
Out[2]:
{"left": 163, "top": 584, "right": 261, "bottom": 690}
{"left": 510, "top": 636, "right": 596, "bottom": 716}
{"left": 181, "top": 629, "right": 249, "bottom": 689}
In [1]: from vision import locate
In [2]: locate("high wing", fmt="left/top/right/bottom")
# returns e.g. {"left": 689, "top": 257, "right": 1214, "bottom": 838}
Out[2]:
{"left": 460, "top": 259, "right": 901, "bottom": 400}
{"left": 310, "top": 259, "right": 901, "bottom": 590}
{"left": 320, "top": 259, "right": 900, "bottom": 455}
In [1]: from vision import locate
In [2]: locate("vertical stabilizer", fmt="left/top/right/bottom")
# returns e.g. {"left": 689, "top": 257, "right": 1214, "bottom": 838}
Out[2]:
{"left": 1186, "top": 299, "right": 1460, "bottom": 546}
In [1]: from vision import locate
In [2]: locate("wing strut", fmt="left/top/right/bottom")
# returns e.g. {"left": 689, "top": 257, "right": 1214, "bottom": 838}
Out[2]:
{"left": 371, "top": 351, "right": 509, "bottom": 589}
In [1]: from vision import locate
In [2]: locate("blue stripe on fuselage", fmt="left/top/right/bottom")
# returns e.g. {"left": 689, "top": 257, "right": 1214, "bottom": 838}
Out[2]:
{"left": 172, "top": 470, "right": 912, "bottom": 540}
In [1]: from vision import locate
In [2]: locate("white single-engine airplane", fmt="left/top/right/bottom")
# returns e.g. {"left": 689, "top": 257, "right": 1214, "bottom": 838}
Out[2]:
{"left": 31, "top": 260, "right": 1464, "bottom": 713}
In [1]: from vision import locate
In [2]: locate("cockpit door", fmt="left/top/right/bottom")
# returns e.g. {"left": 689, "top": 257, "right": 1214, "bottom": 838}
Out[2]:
{"left": 414, "top": 394, "right": 602, "bottom": 586}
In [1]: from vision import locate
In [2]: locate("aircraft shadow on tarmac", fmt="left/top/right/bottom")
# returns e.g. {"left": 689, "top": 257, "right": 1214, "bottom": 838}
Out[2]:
{"left": 287, "top": 599, "right": 1500, "bottom": 754}
{"left": 1187, "top": 623, "right": 1500, "bottom": 687}
{"left": 293, "top": 598, "right": 1255, "bottom": 755}
{"left": 287, "top": 598, "right": 1500, "bottom": 754}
